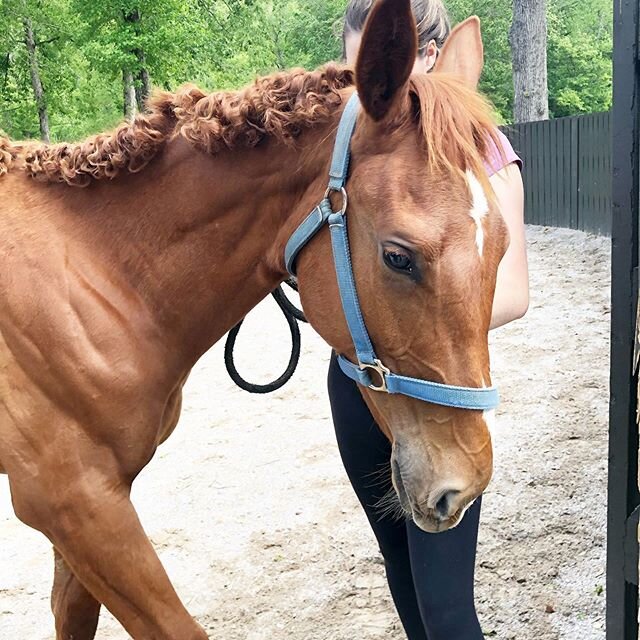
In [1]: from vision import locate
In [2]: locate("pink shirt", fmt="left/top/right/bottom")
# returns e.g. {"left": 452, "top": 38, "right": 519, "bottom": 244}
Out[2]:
{"left": 484, "top": 130, "right": 521, "bottom": 177}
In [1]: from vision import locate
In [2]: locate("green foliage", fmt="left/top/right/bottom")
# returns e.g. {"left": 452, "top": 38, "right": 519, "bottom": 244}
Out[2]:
{"left": 0, "top": 0, "right": 614, "bottom": 141}
{"left": 447, "top": 0, "right": 612, "bottom": 121}
{"left": 547, "top": 0, "right": 612, "bottom": 117}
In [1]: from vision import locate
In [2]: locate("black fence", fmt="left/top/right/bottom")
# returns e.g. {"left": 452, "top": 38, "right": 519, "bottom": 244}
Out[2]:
{"left": 608, "top": 0, "right": 640, "bottom": 637}
{"left": 501, "top": 112, "right": 612, "bottom": 236}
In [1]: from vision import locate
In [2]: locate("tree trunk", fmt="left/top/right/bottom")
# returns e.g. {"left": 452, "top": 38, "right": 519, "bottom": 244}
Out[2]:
{"left": 510, "top": 0, "right": 549, "bottom": 123}
{"left": 22, "top": 14, "right": 50, "bottom": 142}
{"left": 123, "top": 9, "right": 150, "bottom": 112}
{"left": 123, "top": 69, "right": 137, "bottom": 121}
{"left": 135, "top": 52, "right": 151, "bottom": 110}
{"left": 272, "top": 26, "right": 286, "bottom": 70}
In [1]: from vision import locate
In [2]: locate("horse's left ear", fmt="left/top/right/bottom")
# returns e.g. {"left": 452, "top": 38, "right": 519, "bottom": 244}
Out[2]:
{"left": 434, "top": 16, "right": 484, "bottom": 89}
{"left": 355, "top": 0, "right": 418, "bottom": 122}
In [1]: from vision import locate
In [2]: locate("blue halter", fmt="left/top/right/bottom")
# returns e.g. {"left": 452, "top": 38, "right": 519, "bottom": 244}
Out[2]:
{"left": 284, "top": 92, "right": 499, "bottom": 411}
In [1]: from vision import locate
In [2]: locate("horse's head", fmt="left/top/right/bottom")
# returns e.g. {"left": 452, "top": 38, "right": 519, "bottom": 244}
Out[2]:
{"left": 296, "top": 0, "right": 509, "bottom": 533}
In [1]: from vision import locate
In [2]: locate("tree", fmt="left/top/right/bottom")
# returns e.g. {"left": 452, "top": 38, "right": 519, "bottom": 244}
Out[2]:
{"left": 547, "top": 0, "right": 612, "bottom": 117}
{"left": 22, "top": 10, "right": 50, "bottom": 141}
{"left": 73, "top": 0, "right": 197, "bottom": 119}
{"left": 0, "top": 0, "right": 615, "bottom": 140}
{"left": 0, "top": 0, "right": 118, "bottom": 141}
{"left": 0, "top": 0, "right": 55, "bottom": 141}
{"left": 510, "top": 0, "right": 549, "bottom": 122}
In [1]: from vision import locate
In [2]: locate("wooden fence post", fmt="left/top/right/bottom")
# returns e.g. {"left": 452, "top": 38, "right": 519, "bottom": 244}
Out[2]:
{"left": 608, "top": 0, "right": 640, "bottom": 638}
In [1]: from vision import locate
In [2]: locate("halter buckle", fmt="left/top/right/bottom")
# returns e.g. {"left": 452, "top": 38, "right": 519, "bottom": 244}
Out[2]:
{"left": 359, "top": 359, "right": 391, "bottom": 393}
{"left": 324, "top": 186, "right": 348, "bottom": 215}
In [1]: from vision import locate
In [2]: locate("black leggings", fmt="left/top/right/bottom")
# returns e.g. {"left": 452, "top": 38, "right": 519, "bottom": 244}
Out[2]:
{"left": 328, "top": 353, "right": 484, "bottom": 640}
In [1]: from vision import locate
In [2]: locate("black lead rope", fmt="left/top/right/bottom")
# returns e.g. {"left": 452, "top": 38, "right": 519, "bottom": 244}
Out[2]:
{"left": 224, "top": 279, "right": 307, "bottom": 393}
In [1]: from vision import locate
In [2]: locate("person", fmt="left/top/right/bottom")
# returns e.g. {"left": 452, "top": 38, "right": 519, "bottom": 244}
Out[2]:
{"left": 328, "top": 1, "right": 530, "bottom": 639}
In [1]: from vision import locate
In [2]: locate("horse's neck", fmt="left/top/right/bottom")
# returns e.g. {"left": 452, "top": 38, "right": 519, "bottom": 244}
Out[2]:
{"left": 68, "top": 130, "right": 333, "bottom": 371}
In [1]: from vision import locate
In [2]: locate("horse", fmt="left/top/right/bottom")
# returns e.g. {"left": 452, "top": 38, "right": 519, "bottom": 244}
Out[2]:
{"left": 0, "top": 0, "right": 508, "bottom": 637}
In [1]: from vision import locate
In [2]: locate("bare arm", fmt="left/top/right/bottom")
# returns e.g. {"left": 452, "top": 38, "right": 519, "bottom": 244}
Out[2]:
{"left": 489, "top": 162, "right": 529, "bottom": 330}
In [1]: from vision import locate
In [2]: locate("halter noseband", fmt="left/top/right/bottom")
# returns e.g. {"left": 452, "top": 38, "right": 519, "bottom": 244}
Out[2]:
{"left": 284, "top": 92, "right": 499, "bottom": 411}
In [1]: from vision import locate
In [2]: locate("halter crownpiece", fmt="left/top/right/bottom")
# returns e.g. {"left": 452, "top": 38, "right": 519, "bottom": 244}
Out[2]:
{"left": 284, "top": 92, "right": 499, "bottom": 411}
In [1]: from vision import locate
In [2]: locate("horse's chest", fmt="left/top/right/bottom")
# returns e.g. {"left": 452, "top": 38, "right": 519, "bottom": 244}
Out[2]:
{"left": 157, "top": 383, "right": 186, "bottom": 446}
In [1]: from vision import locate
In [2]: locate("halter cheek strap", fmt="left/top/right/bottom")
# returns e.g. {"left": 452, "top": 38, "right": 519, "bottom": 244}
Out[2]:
{"left": 284, "top": 92, "right": 499, "bottom": 411}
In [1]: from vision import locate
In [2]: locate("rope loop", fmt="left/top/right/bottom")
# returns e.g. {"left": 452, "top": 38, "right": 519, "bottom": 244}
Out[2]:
{"left": 224, "top": 281, "right": 307, "bottom": 393}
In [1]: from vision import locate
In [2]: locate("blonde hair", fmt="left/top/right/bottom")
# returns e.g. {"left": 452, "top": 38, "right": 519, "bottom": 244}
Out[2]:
{"left": 343, "top": 0, "right": 451, "bottom": 57}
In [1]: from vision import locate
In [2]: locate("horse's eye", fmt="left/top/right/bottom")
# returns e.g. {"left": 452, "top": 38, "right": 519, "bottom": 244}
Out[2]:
{"left": 383, "top": 249, "right": 413, "bottom": 273}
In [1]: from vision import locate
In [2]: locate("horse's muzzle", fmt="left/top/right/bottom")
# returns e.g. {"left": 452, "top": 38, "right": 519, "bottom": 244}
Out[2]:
{"left": 391, "top": 447, "right": 472, "bottom": 533}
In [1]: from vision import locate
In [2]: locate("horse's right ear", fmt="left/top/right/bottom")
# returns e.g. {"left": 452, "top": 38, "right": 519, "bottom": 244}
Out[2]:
{"left": 434, "top": 16, "right": 484, "bottom": 89}
{"left": 355, "top": 0, "right": 418, "bottom": 122}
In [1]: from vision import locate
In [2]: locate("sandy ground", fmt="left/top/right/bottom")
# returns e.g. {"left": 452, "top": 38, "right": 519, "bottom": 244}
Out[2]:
{"left": 0, "top": 225, "right": 610, "bottom": 639}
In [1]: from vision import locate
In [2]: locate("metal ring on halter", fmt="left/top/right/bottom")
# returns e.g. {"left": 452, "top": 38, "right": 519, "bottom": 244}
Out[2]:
{"left": 324, "top": 186, "right": 348, "bottom": 215}
{"left": 359, "top": 359, "right": 391, "bottom": 393}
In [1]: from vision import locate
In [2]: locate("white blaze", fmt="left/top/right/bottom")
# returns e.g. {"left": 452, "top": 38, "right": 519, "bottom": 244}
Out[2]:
{"left": 483, "top": 409, "right": 496, "bottom": 435}
{"left": 466, "top": 170, "right": 489, "bottom": 256}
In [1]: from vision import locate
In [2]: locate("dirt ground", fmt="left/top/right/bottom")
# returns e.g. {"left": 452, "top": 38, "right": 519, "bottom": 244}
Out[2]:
{"left": 0, "top": 225, "right": 610, "bottom": 639}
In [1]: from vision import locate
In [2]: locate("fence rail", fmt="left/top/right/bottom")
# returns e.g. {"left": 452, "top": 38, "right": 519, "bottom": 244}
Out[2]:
{"left": 501, "top": 112, "right": 612, "bottom": 236}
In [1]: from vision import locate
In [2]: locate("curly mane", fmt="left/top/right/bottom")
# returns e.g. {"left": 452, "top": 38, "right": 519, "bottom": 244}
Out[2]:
{"left": 2, "top": 64, "right": 354, "bottom": 187}
{"left": 0, "top": 64, "right": 499, "bottom": 190}
{"left": 0, "top": 137, "right": 19, "bottom": 178}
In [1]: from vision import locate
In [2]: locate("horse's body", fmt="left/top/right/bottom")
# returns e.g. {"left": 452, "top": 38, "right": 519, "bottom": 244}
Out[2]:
{"left": 0, "top": 88, "right": 347, "bottom": 637}
{"left": 0, "top": 2, "right": 508, "bottom": 637}
{"left": 0, "top": 120, "right": 328, "bottom": 467}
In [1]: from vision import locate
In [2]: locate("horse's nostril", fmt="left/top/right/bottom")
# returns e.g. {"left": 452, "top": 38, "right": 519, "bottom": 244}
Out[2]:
{"left": 434, "top": 490, "right": 460, "bottom": 520}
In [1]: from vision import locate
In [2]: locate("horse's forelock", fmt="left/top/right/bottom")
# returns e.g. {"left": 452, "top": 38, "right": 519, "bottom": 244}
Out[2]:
{"left": 408, "top": 73, "right": 501, "bottom": 200}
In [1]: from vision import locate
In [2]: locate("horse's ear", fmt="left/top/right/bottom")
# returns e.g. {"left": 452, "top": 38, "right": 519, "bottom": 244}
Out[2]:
{"left": 355, "top": 0, "right": 418, "bottom": 122}
{"left": 434, "top": 16, "right": 484, "bottom": 89}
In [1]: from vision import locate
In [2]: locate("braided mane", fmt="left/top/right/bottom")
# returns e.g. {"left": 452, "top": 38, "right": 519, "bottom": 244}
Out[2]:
{"left": 0, "top": 65, "right": 354, "bottom": 187}
{"left": 0, "top": 64, "right": 498, "bottom": 190}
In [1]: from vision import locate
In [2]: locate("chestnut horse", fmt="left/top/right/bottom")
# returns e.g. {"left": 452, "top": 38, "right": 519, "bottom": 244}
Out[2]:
{"left": 0, "top": 1, "right": 507, "bottom": 637}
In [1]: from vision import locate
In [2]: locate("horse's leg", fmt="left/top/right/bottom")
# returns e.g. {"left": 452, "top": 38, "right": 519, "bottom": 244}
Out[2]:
{"left": 11, "top": 471, "right": 207, "bottom": 640}
{"left": 51, "top": 547, "right": 101, "bottom": 640}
